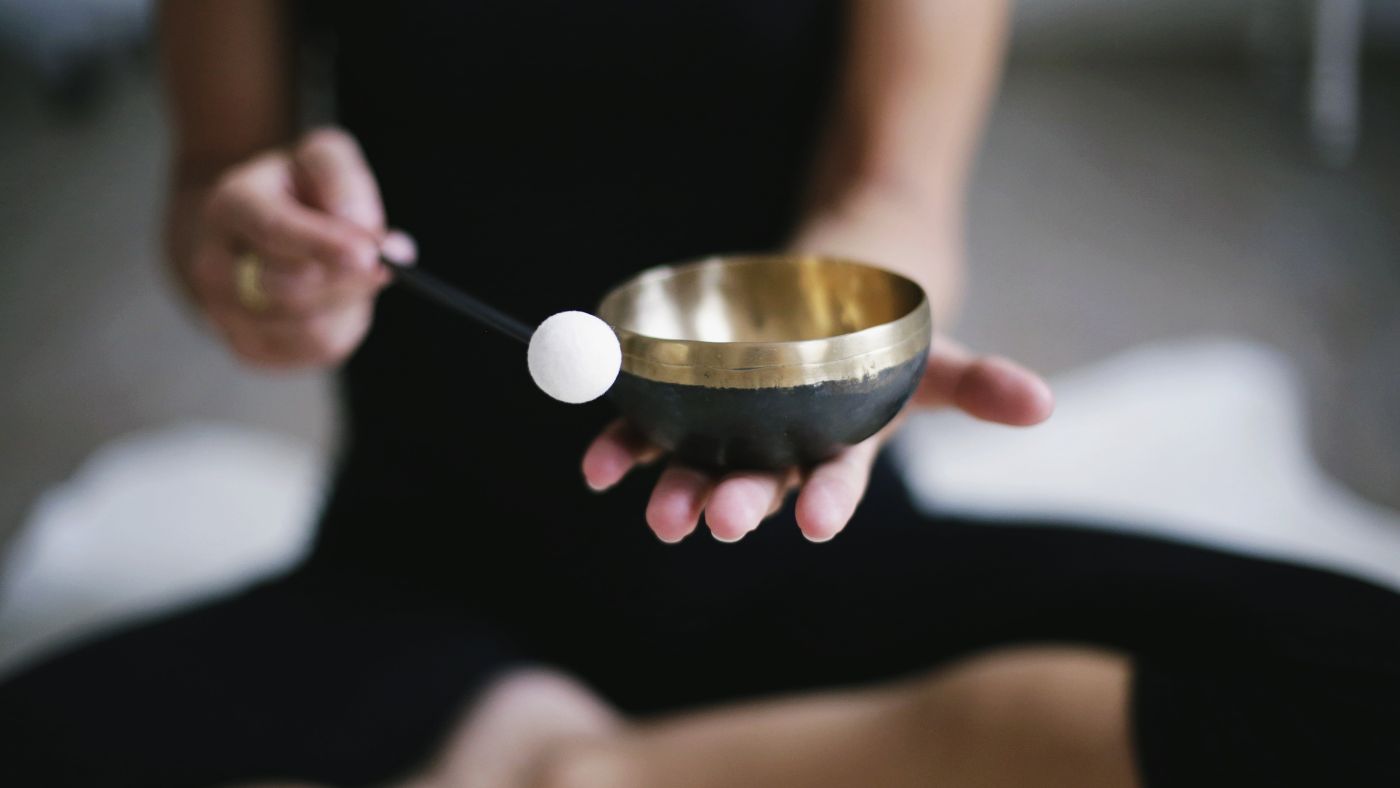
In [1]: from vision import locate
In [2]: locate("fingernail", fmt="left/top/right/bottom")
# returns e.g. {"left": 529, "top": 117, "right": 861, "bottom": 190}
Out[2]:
{"left": 712, "top": 529, "right": 744, "bottom": 544}
{"left": 381, "top": 230, "right": 418, "bottom": 265}
{"left": 743, "top": 500, "right": 766, "bottom": 535}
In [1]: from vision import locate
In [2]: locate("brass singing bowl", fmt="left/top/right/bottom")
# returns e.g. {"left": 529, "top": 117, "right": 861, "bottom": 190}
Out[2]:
{"left": 597, "top": 254, "right": 932, "bottom": 470}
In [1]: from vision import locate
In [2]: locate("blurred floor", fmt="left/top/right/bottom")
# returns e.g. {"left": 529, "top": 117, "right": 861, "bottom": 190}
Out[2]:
{"left": 0, "top": 63, "right": 334, "bottom": 551}
{"left": 0, "top": 58, "right": 1396, "bottom": 550}
{"left": 961, "top": 61, "right": 1400, "bottom": 511}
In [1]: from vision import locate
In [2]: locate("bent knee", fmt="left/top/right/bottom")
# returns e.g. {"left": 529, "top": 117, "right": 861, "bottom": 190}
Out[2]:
{"left": 473, "top": 668, "right": 620, "bottom": 729}
{"left": 528, "top": 742, "right": 641, "bottom": 788}
{"left": 908, "top": 647, "right": 1137, "bottom": 787}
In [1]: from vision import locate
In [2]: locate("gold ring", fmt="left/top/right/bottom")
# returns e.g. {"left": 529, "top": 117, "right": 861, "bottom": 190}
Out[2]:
{"left": 234, "top": 252, "right": 271, "bottom": 312}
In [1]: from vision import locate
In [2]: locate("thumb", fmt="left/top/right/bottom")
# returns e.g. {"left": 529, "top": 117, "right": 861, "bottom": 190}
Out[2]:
{"left": 292, "top": 127, "right": 385, "bottom": 234}
{"left": 913, "top": 337, "right": 1055, "bottom": 426}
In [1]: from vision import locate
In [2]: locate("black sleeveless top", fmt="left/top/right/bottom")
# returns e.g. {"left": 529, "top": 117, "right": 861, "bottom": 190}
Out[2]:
{"left": 304, "top": 1, "right": 846, "bottom": 581}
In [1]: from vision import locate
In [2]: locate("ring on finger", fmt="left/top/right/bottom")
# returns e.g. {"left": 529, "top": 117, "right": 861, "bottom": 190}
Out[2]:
{"left": 234, "top": 252, "right": 271, "bottom": 313}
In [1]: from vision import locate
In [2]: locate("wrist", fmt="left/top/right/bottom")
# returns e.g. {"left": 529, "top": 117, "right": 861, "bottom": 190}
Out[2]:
{"left": 791, "top": 191, "right": 966, "bottom": 323}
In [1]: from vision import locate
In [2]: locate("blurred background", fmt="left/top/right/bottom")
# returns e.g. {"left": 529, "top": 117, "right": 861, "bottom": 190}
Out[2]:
{"left": 0, "top": 1, "right": 1397, "bottom": 669}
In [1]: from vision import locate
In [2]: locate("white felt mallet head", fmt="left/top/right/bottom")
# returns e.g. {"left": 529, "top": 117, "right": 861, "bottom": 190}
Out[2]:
{"left": 527, "top": 311, "right": 623, "bottom": 404}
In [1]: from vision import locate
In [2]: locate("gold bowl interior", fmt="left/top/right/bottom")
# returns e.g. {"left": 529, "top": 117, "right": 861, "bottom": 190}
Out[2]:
{"left": 598, "top": 255, "right": 931, "bottom": 389}
{"left": 600, "top": 254, "right": 923, "bottom": 343}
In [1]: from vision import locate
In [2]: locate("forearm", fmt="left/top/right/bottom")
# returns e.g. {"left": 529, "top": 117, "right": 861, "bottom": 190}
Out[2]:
{"left": 158, "top": 0, "right": 297, "bottom": 279}
{"left": 795, "top": 0, "right": 1011, "bottom": 319}
{"left": 160, "top": 0, "right": 298, "bottom": 186}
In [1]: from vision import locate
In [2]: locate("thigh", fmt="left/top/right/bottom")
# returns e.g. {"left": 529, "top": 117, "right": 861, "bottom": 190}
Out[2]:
{"left": 562, "top": 457, "right": 1400, "bottom": 784}
{"left": 0, "top": 568, "right": 523, "bottom": 788}
{"left": 819, "top": 481, "right": 1400, "bottom": 786}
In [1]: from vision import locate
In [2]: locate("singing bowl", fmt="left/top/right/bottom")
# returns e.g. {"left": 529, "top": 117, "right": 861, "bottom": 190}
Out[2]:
{"left": 597, "top": 254, "right": 932, "bottom": 470}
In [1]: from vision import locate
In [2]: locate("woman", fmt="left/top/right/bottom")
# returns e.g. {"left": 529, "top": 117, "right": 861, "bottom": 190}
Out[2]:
{"left": 2, "top": 2, "right": 1397, "bottom": 786}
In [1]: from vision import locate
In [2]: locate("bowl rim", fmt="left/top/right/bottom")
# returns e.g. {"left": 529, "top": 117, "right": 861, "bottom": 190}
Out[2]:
{"left": 597, "top": 254, "right": 932, "bottom": 390}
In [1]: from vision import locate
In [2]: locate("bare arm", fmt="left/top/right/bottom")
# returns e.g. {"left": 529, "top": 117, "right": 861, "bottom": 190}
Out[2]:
{"left": 160, "top": 0, "right": 297, "bottom": 185}
{"left": 161, "top": 0, "right": 298, "bottom": 272}
{"left": 796, "top": 0, "right": 1011, "bottom": 319}
{"left": 158, "top": 1, "right": 408, "bottom": 369}
{"left": 584, "top": 0, "right": 1047, "bottom": 545}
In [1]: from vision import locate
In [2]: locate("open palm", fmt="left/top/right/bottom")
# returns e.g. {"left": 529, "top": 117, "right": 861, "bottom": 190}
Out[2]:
{"left": 582, "top": 337, "right": 1053, "bottom": 543}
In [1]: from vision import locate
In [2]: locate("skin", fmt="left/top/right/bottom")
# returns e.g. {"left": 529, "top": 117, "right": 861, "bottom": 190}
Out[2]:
{"left": 231, "top": 649, "right": 1135, "bottom": 788}
{"left": 582, "top": 0, "right": 1054, "bottom": 545}
{"left": 166, "top": 2, "right": 1134, "bottom": 787}
{"left": 524, "top": 648, "right": 1135, "bottom": 788}
{"left": 161, "top": 1, "right": 414, "bottom": 369}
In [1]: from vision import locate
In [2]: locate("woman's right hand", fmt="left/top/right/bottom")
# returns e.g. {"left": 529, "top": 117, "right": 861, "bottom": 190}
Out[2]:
{"left": 170, "top": 127, "right": 415, "bottom": 369}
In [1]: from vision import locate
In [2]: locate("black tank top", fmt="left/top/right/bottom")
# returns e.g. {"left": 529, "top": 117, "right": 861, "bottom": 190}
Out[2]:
{"left": 304, "top": 1, "right": 845, "bottom": 577}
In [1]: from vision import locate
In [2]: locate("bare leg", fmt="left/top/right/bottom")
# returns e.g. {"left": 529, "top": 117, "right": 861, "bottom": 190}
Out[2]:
{"left": 532, "top": 647, "right": 1137, "bottom": 788}
{"left": 235, "top": 648, "right": 1134, "bottom": 788}
{"left": 226, "top": 669, "right": 619, "bottom": 788}
{"left": 407, "top": 669, "right": 622, "bottom": 788}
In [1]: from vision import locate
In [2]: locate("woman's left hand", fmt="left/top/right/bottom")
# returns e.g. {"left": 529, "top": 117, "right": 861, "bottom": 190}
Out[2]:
{"left": 580, "top": 336, "right": 1053, "bottom": 543}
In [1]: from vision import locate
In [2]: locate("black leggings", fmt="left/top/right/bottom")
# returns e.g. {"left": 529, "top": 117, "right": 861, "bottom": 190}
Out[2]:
{"left": 3, "top": 461, "right": 1399, "bottom": 787}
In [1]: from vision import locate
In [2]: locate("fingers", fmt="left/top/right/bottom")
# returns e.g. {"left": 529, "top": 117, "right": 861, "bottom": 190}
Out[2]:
{"left": 292, "top": 128, "right": 385, "bottom": 232}
{"left": 582, "top": 420, "right": 663, "bottom": 491}
{"left": 641, "top": 465, "right": 794, "bottom": 544}
{"left": 199, "top": 138, "right": 401, "bottom": 314}
{"left": 585, "top": 419, "right": 796, "bottom": 543}
{"left": 183, "top": 128, "right": 404, "bottom": 369}
{"left": 198, "top": 247, "right": 378, "bottom": 368}
{"left": 912, "top": 336, "right": 975, "bottom": 408}
{"left": 954, "top": 356, "right": 1055, "bottom": 426}
{"left": 190, "top": 241, "right": 386, "bottom": 321}
{"left": 381, "top": 229, "right": 418, "bottom": 266}
{"left": 605, "top": 332, "right": 1051, "bottom": 546}
{"left": 645, "top": 465, "right": 713, "bottom": 544}
{"left": 914, "top": 337, "right": 1054, "bottom": 426}
{"left": 599, "top": 332, "right": 1055, "bottom": 545}
{"left": 206, "top": 155, "right": 381, "bottom": 277}
{"left": 209, "top": 300, "right": 374, "bottom": 369}
{"left": 636, "top": 452, "right": 861, "bottom": 545}
{"left": 794, "top": 436, "right": 881, "bottom": 543}
{"left": 257, "top": 256, "right": 384, "bottom": 314}
{"left": 705, "top": 470, "right": 794, "bottom": 542}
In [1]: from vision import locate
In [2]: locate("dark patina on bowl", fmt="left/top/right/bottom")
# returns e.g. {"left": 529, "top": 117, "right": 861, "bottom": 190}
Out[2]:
{"left": 597, "top": 254, "right": 932, "bottom": 470}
